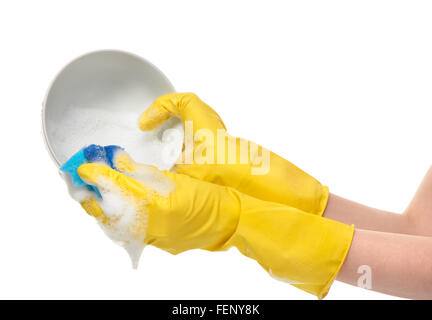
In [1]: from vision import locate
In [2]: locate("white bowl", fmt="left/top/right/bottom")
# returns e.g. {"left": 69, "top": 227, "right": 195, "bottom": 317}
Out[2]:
{"left": 42, "top": 50, "right": 183, "bottom": 170}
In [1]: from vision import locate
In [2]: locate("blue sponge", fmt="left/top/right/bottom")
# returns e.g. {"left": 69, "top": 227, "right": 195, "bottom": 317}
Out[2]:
{"left": 60, "top": 144, "right": 124, "bottom": 198}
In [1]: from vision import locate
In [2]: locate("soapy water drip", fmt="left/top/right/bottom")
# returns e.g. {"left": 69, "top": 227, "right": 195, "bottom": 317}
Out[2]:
{"left": 126, "top": 242, "right": 145, "bottom": 269}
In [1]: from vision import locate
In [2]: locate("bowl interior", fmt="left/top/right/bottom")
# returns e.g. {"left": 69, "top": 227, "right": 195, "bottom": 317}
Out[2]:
{"left": 43, "top": 50, "right": 182, "bottom": 170}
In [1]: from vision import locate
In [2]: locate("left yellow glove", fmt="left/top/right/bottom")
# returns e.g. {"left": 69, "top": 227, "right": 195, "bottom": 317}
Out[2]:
{"left": 77, "top": 153, "right": 353, "bottom": 299}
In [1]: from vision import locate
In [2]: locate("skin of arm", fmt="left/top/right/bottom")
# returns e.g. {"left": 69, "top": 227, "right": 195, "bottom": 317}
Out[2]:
{"left": 337, "top": 229, "right": 432, "bottom": 299}
{"left": 324, "top": 194, "right": 412, "bottom": 235}
{"left": 324, "top": 166, "right": 432, "bottom": 236}
{"left": 326, "top": 166, "right": 432, "bottom": 299}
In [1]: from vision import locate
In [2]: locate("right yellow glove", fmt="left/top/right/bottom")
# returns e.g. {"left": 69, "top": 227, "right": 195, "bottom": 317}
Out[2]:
{"left": 77, "top": 156, "right": 353, "bottom": 299}
{"left": 139, "top": 93, "right": 328, "bottom": 216}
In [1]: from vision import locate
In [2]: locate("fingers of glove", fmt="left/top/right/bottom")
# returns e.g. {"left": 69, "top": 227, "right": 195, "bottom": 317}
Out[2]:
{"left": 111, "top": 150, "right": 158, "bottom": 177}
{"left": 110, "top": 151, "right": 175, "bottom": 197}
{"left": 138, "top": 92, "right": 226, "bottom": 132}
{"left": 111, "top": 150, "right": 138, "bottom": 174}
{"left": 77, "top": 163, "right": 151, "bottom": 200}
{"left": 80, "top": 197, "right": 110, "bottom": 224}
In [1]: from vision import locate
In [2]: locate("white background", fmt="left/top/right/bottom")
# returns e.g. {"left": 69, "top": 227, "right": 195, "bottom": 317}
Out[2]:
{"left": 1, "top": 0, "right": 431, "bottom": 300}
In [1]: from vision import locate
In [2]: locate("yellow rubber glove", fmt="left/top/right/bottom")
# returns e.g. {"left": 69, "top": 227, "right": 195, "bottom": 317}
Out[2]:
{"left": 139, "top": 93, "right": 329, "bottom": 216}
{"left": 77, "top": 154, "right": 353, "bottom": 299}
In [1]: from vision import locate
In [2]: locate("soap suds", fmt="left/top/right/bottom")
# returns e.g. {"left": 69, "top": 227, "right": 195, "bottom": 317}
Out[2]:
{"left": 63, "top": 173, "right": 147, "bottom": 269}
{"left": 62, "top": 157, "right": 175, "bottom": 269}
{"left": 96, "top": 177, "right": 148, "bottom": 269}
{"left": 124, "top": 161, "right": 175, "bottom": 197}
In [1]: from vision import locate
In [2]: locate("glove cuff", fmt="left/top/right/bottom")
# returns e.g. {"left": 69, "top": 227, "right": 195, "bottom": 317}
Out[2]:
{"left": 222, "top": 194, "right": 354, "bottom": 298}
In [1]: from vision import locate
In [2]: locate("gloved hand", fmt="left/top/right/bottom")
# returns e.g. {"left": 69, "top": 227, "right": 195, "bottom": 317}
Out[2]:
{"left": 139, "top": 93, "right": 328, "bottom": 216}
{"left": 77, "top": 152, "right": 353, "bottom": 299}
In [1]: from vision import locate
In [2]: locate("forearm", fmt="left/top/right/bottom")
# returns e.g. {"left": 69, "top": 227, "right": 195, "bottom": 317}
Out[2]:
{"left": 337, "top": 228, "right": 432, "bottom": 299}
{"left": 323, "top": 193, "right": 413, "bottom": 235}
{"left": 323, "top": 166, "right": 432, "bottom": 236}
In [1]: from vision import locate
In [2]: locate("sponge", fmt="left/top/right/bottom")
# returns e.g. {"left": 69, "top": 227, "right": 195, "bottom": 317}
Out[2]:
{"left": 60, "top": 144, "right": 123, "bottom": 197}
